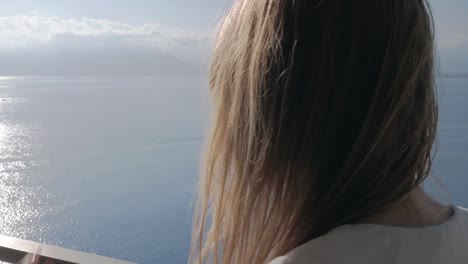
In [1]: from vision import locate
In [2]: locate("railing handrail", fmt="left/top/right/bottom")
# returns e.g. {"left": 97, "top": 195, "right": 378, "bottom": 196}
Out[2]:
{"left": 0, "top": 235, "right": 135, "bottom": 264}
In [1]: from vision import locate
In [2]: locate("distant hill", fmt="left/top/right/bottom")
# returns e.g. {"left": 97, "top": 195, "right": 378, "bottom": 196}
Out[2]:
{"left": 0, "top": 45, "right": 203, "bottom": 76}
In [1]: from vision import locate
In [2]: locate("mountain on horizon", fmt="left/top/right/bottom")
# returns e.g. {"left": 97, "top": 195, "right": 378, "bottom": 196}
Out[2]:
{"left": 0, "top": 45, "right": 204, "bottom": 76}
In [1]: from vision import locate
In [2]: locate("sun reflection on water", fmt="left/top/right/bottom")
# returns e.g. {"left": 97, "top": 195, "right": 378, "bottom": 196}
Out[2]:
{"left": 0, "top": 115, "right": 50, "bottom": 240}
{"left": 0, "top": 76, "right": 19, "bottom": 81}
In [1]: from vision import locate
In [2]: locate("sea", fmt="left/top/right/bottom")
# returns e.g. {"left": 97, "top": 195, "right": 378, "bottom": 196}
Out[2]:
{"left": 0, "top": 76, "right": 466, "bottom": 264}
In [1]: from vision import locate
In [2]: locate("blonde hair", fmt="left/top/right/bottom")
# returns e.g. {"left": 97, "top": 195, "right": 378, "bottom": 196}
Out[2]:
{"left": 191, "top": 0, "right": 437, "bottom": 263}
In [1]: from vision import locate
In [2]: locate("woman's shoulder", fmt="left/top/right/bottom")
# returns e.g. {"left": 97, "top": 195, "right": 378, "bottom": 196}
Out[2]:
{"left": 270, "top": 206, "right": 468, "bottom": 264}
{"left": 269, "top": 223, "right": 378, "bottom": 264}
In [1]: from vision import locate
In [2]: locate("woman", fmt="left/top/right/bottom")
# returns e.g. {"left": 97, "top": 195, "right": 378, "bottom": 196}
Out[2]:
{"left": 191, "top": 0, "right": 468, "bottom": 263}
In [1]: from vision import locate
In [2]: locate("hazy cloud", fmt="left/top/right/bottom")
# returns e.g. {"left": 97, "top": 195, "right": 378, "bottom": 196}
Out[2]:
{"left": 439, "top": 34, "right": 468, "bottom": 49}
{"left": 0, "top": 15, "right": 209, "bottom": 61}
{"left": 0, "top": 15, "right": 211, "bottom": 75}
{"left": 437, "top": 35, "right": 468, "bottom": 74}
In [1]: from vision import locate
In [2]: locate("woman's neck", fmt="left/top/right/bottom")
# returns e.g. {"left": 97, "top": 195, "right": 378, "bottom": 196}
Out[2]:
{"left": 357, "top": 187, "right": 453, "bottom": 228}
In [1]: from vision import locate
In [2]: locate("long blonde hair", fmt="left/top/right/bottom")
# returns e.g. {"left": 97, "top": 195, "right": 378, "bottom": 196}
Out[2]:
{"left": 191, "top": 0, "right": 437, "bottom": 263}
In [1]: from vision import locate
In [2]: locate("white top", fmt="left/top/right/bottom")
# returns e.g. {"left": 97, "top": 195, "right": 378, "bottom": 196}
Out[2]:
{"left": 270, "top": 206, "right": 468, "bottom": 264}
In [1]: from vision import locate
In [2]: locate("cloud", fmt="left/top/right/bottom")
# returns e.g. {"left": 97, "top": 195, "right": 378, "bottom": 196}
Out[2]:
{"left": 0, "top": 15, "right": 210, "bottom": 62}
{"left": 438, "top": 34, "right": 468, "bottom": 49}
{"left": 436, "top": 34, "right": 468, "bottom": 74}
{"left": 0, "top": 15, "right": 212, "bottom": 75}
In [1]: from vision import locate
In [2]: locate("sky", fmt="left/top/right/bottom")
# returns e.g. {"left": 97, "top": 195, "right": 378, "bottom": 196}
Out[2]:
{"left": 0, "top": 0, "right": 466, "bottom": 75}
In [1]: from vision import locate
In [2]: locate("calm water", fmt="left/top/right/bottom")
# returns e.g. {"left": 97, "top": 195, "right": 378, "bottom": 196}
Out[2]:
{"left": 0, "top": 76, "right": 466, "bottom": 263}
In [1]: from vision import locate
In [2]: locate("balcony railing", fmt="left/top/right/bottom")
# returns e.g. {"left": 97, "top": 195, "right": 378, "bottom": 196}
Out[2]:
{"left": 0, "top": 235, "right": 134, "bottom": 264}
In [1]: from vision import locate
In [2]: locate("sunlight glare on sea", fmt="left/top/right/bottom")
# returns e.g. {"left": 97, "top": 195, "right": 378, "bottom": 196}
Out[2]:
{"left": 0, "top": 97, "right": 52, "bottom": 242}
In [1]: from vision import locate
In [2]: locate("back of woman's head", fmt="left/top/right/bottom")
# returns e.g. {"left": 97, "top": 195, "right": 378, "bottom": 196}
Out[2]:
{"left": 191, "top": 0, "right": 437, "bottom": 263}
